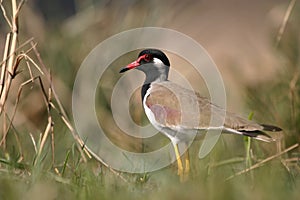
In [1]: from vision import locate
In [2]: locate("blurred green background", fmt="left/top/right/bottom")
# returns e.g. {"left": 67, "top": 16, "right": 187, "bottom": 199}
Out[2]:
{"left": 0, "top": 0, "right": 299, "bottom": 199}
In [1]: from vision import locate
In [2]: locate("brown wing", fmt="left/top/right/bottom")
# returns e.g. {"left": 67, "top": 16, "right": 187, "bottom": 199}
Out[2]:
{"left": 145, "top": 81, "right": 264, "bottom": 131}
{"left": 144, "top": 81, "right": 281, "bottom": 142}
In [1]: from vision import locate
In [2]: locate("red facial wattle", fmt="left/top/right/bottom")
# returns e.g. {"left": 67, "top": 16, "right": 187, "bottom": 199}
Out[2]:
{"left": 119, "top": 54, "right": 152, "bottom": 73}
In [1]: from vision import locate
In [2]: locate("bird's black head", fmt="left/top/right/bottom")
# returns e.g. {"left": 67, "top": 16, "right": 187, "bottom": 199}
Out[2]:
{"left": 138, "top": 49, "right": 170, "bottom": 66}
{"left": 119, "top": 49, "right": 170, "bottom": 73}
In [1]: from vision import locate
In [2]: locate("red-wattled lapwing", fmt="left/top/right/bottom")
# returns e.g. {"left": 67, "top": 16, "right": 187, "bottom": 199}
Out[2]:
{"left": 119, "top": 49, "right": 281, "bottom": 181}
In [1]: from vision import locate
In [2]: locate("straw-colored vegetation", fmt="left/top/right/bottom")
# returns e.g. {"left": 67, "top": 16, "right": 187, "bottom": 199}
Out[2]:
{"left": 0, "top": 0, "right": 299, "bottom": 199}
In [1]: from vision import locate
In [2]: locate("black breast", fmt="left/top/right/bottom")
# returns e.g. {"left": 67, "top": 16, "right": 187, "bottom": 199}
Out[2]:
{"left": 141, "top": 83, "right": 151, "bottom": 101}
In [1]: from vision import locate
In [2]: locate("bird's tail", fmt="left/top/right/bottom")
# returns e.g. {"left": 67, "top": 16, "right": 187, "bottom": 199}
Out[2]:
{"left": 261, "top": 124, "right": 282, "bottom": 132}
{"left": 241, "top": 131, "right": 274, "bottom": 142}
{"left": 242, "top": 124, "right": 282, "bottom": 142}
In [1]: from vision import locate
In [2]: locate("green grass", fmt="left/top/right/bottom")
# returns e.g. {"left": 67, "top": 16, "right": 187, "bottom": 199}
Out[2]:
{"left": 0, "top": 136, "right": 299, "bottom": 200}
{"left": 1, "top": 1, "right": 300, "bottom": 199}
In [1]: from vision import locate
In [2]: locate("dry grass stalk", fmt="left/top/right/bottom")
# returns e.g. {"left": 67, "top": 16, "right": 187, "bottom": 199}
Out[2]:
{"left": 0, "top": 0, "right": 91, "bottom": 166}
{"left": 0, "top": 1, "right": 129, "bottom": 183}
{"left": 0, "top": 0, "right": 24, "bottom": 115}
{"left": 226, "top": 143, "right": 299, "bottom": 180}
{"left": 0, "top": 0, "right": 90, "bottom": 168}
{"left": 289, "top": 69, "right": 299, "bottom": 129}
{"left": 30, "top": 43, "right": 129, "bottom": 181}
{"left": 30, "top": 43, "right": 91, "bottom": 162}
{"left": 275, "top": 0, "right": 297, "bottom": 47}
{"left": 0, "top": 0, "right": 24, "bottom": 150}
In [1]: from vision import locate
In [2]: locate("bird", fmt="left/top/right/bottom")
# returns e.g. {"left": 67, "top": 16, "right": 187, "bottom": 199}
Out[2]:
{"left": 119, "top": 49, "right": 281, "bottom": 181}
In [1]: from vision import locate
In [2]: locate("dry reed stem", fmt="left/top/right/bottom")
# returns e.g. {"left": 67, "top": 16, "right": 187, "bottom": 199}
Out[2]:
{"left": 0, "top": 34, "right": 11, "bottom": 95}
{"left": 0, "top": 36, "right": 60, "bottom": 167}
{"left": 0, "top": 0, "right": 126, "bottom": 182}
{"left": 30, "top": 42, "right": 129, "bottom": 182}
{"left": 48, "top": 76, "right": 55, "bottom": 166}
{"left": 289, "top": 69, "right": 299, "bottom": 128}
{"left": 35, "top": 116, "right": 52, "bottom": 165}
{"left": 0, "top": 0, "right": 54, "bottom": 163}
{"left": 29, "top": 132, "right": 37, "bottom": 153}
{"left": 226, "top": 143, "right": 299, "bottom": 180}
{"left": 30, "top": 42, "right": 92, "bottom": 162}
{"left": 275, "top": 0, "right": 297, "bottom": 47}
{"left": 0, "top": 74, "right": 54, "bottom": 156}
{"left": 0, "top": 0, "right": 29, "bottom": 109}
{"left": 0, "top": 76, "right": 40, "bottom": 147}
{"left": 0, "top": 37, "right": 34, "bottom": 68}
{"left": 0, "top": 0, "right": 24, "bottom": 115}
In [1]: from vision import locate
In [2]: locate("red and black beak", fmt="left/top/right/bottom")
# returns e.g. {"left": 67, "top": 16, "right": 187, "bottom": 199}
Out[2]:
{"left": 119, "top": 60, "right": 140, "bottom": 73}
{"left": 119, "top": 54, "right": 149, "bottom": 73}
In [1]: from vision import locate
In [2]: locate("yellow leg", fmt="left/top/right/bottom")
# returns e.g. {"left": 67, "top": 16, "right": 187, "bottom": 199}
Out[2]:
{"left": 173, "top": 143, "right": 184, "bottom": 179}
{"left": 184, "top": 149, "right": 190, "bottom": 175}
